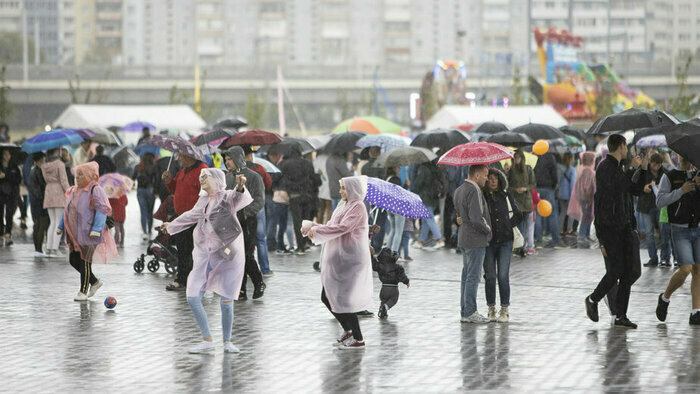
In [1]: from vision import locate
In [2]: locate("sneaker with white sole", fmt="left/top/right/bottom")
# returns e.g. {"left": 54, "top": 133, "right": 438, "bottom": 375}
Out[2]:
{"left": 334, "top": 330, "right": 353, "bottom": 346}
{"left": 188, "top": 341, "right": 215, "bottom": 354}
{"left": 88, "top": 280, "right": 103, "bottom": 297}
{"left": 34, "top": 251, "right": 47, "bottom": 258}
{"left": 497, "top": 307, "right": 509, "bottom": 323}
{"left": 74, "top": 292, "right": 88, "bottom": 301}
{"left": 338, "top": 338, "right": 365, "bottom": 350}
{"left": 487, "top": 306, "right": 497, "bottom": 322}
{"left": 223, "top": 342, "right": 240, "bottom": 353}
{"left": 461, "top": 311, "right": 490, "bottom": 324}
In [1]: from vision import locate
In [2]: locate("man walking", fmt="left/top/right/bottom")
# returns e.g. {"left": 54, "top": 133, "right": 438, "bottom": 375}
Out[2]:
{"left": 454, "top": 164, "right": 492, "bottom": 323}
{"left": 585, "top": 134, "right": 646, "bottom": 328}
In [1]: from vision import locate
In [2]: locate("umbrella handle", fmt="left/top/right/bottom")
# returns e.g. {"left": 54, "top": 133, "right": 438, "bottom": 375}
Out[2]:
{"left": 166, "top": 155, "right": 173, "bottom": 171}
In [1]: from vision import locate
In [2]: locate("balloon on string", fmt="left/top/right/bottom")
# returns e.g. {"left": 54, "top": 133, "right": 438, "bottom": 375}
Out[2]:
{"left": 533, "top": 140, "right": 549, "bottom": 155}
{"left": 537, "top": 200, "right": 552, "bottom": 217}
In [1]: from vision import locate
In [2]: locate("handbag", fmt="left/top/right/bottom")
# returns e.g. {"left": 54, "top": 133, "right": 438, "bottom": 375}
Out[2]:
{"left": 506, "top": 195, "right": 524, "bottom": 249}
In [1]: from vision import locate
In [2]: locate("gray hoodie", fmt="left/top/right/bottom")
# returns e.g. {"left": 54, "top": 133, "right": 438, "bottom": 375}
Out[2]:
{"left": 224, "top": 146, "right": 264, "bottom": 217}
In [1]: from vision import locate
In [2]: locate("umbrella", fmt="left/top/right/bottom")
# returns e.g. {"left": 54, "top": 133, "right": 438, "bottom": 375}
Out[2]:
{"left": 190, "top": 128, "right": 237, "bottom": 146}
{"left": 259, "top": 137, "right": 316, "bottom": 156}
{"left": 365, "top": 177, "right": 431, "bottom": 219}
{"left": 474, "top": 121, "right": 509, "bottom": 134}
{"left": 144, "top": 134, "right": 205, "bottom": 162}
{"left": 111, "top": 146, "right": 140, "bottom": 169}
{"left": 486, "top": 132, "right": 533, "bottom": 147}
{"left": 22, "top": 129, "right": 85, "bottom": 153}
{"left": 631, "top": 125, "right": 670, "bottom": 145}
{"left": 307, "top": 134, "right": 333, "bottom": 151}
{"left": 374, "top": 146, "right": 436, "bottom": 168}
{"left": 220, "top": 129, "right": 283, "bottom": 148}
{"left": 438, "top": 142, "right": 514, "bottom": 166}
{"left": 332, "top": 116, "right": 402, "bottom": 135}
{"left": 562, "top": 135, "right": 582, "bottom": 147}
{"left": 122, "top": 121, "right": 156, "bottom": 132}
{"left": 98, "top": 173, "right": 134, "bottom": 199}
{"left": 212, "top": 117, "right": 247, "bottom": 130}
{"left": 133, "top": 143, "right": 161, "bottom": 157}
{"left": 587, "top": 108, "right": 679, "bottom": 135}
{"left": 635, "top": 134, "right": 667, "bottom": 149}
{"left": 356, "top": 134, "right": 409, "bottom": 152}
{"left": 253, "top": 157, "right": 281, "bottom": 174}
{"left": 664, "top": 119, "right": 700, "bottom": 168}
{"left": 411, "top": 128, "right": 470, "bottom": 150}
{"left": 559, "top": 125, "right": 586, "bottom": 140}
{"left": 77, "top": 127, "right": 121, "bottom": 146}
{"left": 511, "top": 123, "right": 565, "bottom": 141}
{"left": 322, "top": 131, "right": 367, "bottom": 154}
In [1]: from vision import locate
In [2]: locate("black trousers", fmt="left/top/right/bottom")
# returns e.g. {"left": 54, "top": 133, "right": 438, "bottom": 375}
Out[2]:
{"left": 289, "top": 197, "right": 311, "bottom": 250}
{"left": 172, "top": 225, "right": 195, "bottom": 285}
{"left": 590, "top": 229, "right": 641, "bottom": 318}
{"left": 238, "top": 212, "right": 263, "bottom": 294}
{"left": 17, "top": 195, "right": 27, "bottom": 220}
{"left": 69, "top": 251, "right": 97, "bottom": 294}
{"left": 443, "top": 194, "right": 456, "bottom": 247}
{"left": 32, "top": 213, "right": 49, "bottom": 253}
{"left": 380, "top": 285, "right": 400, "bottom": 309}
{"left": 321, "top": 287, "right": 362, "bottom": 341}
{"left": 0, "top": 195, "right": 17, "bottom": 235}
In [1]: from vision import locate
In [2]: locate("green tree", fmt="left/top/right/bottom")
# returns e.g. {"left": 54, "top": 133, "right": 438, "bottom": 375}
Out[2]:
{"left": 594, "top": 80, "right": 616, "bottom": 118}
{"left": 0, "top": 65, "right": 12, "bottom": 123}
{"left": 510, "top": 66, "right": 529, "bottom": 105}
{"left": 244, "top": 90, "right": 267, "bottom": 129}
{"left": 420, "top": 71, "right": 439, "bottom": 125}
{"left": 168, "top": 84, "right": 191, "bottom": 105}
{"left": 196, "top": 70, "right": 217, "bottom": 122}
{"left": 667, "top": 55, "right": 700, "bottom": 119}
{"left": 67, "top": 71, "right": 110, "bottom": 104}
{"left": 0, "top": 32, "right": 40, "bottom": 64}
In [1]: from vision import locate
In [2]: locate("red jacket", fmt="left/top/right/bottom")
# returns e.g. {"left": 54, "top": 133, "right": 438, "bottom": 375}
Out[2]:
{"left": 108, "top": 195, "right": 128, "bottom": 222}
{"left": 248, "top": 162, "right": 272, "bottom": 190}
{"left": 167, "top": 162, "right": 208, "bottom": 215}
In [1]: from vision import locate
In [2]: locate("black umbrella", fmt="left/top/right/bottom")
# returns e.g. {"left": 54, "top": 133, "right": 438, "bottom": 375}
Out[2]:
{"left": 559, "top": 125, "right": 586, "bottom": 140}
{"left": 511, "top": 123, "right": 565, "bottom": 141}
{"left": 322, "top": 131, "right": 367, "bottom": 154}
{"left": 190, "top": 128, "right": 237, "bottom": 146}
{"left": 474, "top": 121, "right": 509, "bottom": 134}
{"left": 486, "top": 132, "right": 534, "bottom": 147}
{"left": 586, "top": 108, "right": 679, "bottom": 135}
{"left": 665, "top": 119, "right": 700, "bottom": 168}
{"left": 213, "top": 117, "right": 247, "bottom": 130}
{"left": 410, "top": 128, "right": 470, "bottom": 150}
{"left": 259, "top": 137, "right": 316, "bottom": 156}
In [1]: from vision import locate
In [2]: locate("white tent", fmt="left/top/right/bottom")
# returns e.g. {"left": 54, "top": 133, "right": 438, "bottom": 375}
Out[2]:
{"left": 54, "top": 104, "right": 206, "bottom": 133}
{"left": 426, "top": 105, "right": 568, "bottom": 130}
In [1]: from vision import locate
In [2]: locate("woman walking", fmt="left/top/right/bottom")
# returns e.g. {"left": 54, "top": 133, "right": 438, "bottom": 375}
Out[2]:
{"left": 162, "top": 168, "right": 252, "bottom": 354}
{"left": 42, "top": 148, "right": 70, "bottom": 257}
{"left": 56, "top": 162, "right": 118, "bottom": 301}
{"left": 0, "top": 148, "right": 21, "bottom": 245}
{"left": 301, "top": 176, "right": 373, "bottom": 350}
{"left": 507, "top": 149, "right": 536, "bottom": 255}
{"left": 483, "top": 168, "right": 522, "bottom": 322}
{"left": 133, "top": 153, "right": 157, "bottom": 240}
{"left": 567, "top": 152, "right": 596, "bottom": 248}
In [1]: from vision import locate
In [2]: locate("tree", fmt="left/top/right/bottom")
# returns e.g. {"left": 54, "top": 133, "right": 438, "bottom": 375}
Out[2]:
{"left": 195, "top": 70, "right": 217, "bottom": 122}
{"left": 336, "top": 90, "right": 353, "bottom": 120}
{"left": 0, "top": 65, "right": 12, "bottom": 123}
{"left": 82, "top": 44, "right": 112, "bottom": 65}
{"left": 244, "top": 90, "right": 267, "bottom": 129}
{"left": 0, "top": 32, "right": 40, "bottom": 64}
{"left": 68, "top": 71, "right": 110, "bottom": 104}
{"left": 168, "top": 84, "right": 191, "bottom": 105}
{"left": 510, "top": 66, "right": 530, "bottom": 105}
{"left": 667, "top": 55, "right": 700, "bottom": 119}
{"left": 593, "top": 79, "right": 616, "bottom": 119}
{"left": 420, "top": 71, "right": 439, "bottom": 126}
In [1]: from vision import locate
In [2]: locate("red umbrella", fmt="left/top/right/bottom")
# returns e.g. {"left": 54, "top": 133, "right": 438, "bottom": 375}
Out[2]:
{"left": 437, "top": 142, "right": 514, "bottom": 166}
{"left": 219, "top": 129, "right": 283, "bottom": 148}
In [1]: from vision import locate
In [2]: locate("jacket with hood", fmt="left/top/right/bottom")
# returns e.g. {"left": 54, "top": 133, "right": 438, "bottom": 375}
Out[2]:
{"left": 507, "top": 163, "right": 535, "bottom": 213}
{"left": 534, "top": 152, "right": 558, "bottom": 189}
{"left": 224, "top": 146, "right": 264, "bottom": 218}
{"left": 371, "top": 247, "right": 409, "bottom": 286}
{"left": 483, "top": 168, "right": 523, "bottom": 245}
{"left": 277, "top": 146, "right": 319, "bottom": 198}
{"left": 41, "top": 156, "right": 70, "bottom": 209}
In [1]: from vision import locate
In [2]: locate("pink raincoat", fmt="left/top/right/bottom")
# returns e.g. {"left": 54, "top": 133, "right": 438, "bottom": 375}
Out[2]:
{"left": 302, "top": 176, "right": 373, "bottom": 313}
{"left": 63, "top": 162, "right": 118, "bottom": 264}
{"left": 166, "top": 168, "right": 252, "bottom": 299}
{"left": 567, "top": 152, "right": 596, "bottom": 222}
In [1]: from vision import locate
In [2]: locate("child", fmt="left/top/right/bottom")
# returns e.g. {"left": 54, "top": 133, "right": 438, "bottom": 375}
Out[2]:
{"left": 372, "top": 247, "right": 410, "bottom": 319}
{"left": 109, "top": 194, "right": 127, "bottom": 247}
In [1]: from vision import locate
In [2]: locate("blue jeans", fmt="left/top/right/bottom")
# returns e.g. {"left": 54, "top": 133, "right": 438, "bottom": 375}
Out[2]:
{"left": 400, "top": 231, "right": 411, "bottom": 258}
{"left": 267, "top": 202, "right": 288, "bottom": 250}
{"left": 136, "top": 187, "right": 155, "bottom": 234}
{"left": 461, "top": 247, "right": 486, "bottom": 317}
{"left": 517, "top": 211, "right": 535, "bottom": 249}
{"left": 578, "top": 220, "right": 592, "bottom": 239}
{"left": 419, "top": 205, "right": 442, "bottom": 243}
{"left": 371, "top": 210, "right": 388, "bottom": 251}
{"left": 387, "top": 213, "right": 406, "bottom": 253}
{"left": 187, "top": 292, "right": 234, "bottom": 341}
{"left": 331, "top": 198, "right": 341, "bottom": 211}
{"left": 670, "top": 226, "right": 700, "bottom": 265}
{"left": 483, "top": 242, "right": 512, "bottom": 306}
{"left": 641, "top": 207, "right": 671, "bottom": 261}
{"left": 534, "top": 188, "right": 560, "bottom": 244}
{"left": 256, "top": 208, "right": 271, "bottom": 273}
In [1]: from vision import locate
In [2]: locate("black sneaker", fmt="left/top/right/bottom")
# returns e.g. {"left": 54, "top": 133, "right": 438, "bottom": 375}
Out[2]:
{"left": 238, "top": 292, "right": 248, "bottom": 300}
{"left": 378, "top": 304, "right": 388, "bottom": 319}
{"left": 690, "top": 312, "right": 700, "bottom": 325}
{"left": 644, "top": 259, "right": 659, "bottom": 267}
{"left": 659, "top": 260, "right": 670, "bottom": 268}
{"left": 252, "top": 282, "right": 266, "bottom": 299}
{"left": 356, "top": 310, "right": 374, "bottom": 317}
{"left": 294, "top": 248, "right": 307, "bottom": 255}
{"left": 585, "top": 296, "right": 599, "bottom": 322}
{"left": 656, "top": 293, "right": 670, "bottom": 321}
{"left": 614, "top": 316, "right": 638, "bottom": 329}
{"left": 313, "top": 261, "right": 321, "bottom": 272}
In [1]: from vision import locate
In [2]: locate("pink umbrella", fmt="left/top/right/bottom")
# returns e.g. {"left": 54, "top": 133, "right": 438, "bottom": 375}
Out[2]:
{"left": 437, "top": 142, "right": 514, "bottom": 166}
{"left": 98, "top": 173, "right": 134, "bottom": 199}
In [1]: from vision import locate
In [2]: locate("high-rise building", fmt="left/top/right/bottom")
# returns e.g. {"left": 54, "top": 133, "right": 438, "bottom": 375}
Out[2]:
{"left": 0, "top": 0, "right": 23, "bottom": 33}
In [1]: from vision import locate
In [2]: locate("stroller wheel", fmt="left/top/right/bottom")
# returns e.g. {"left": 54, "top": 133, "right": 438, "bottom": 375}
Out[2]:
{"left": 164, "top": 261, "right": 177, "bottom": 275}
{"left": 147, "top": 260, "right": 160, "bottom": 273}
{"left": 133, "top": 261, "right": 144, "bottom": 273}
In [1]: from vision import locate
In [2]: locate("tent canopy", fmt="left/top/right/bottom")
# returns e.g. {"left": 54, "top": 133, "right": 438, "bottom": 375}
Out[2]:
{"left": 53, "top": 105, "right": 206, "bottom": 133}
{"left": 426, "top": 105, "right": 568, "bottom": 130}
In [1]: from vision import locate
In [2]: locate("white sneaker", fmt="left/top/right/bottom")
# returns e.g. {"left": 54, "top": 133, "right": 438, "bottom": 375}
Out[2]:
{"left": 142, "top": 233, "right": 150, "bottom": 241}
{"left": 223, "top": 342, "right": 240, "bottom": 353}
{"left": 497, "top": 307, "right": 509, "bottom": 323}
{"left": 487, "top": 306, "right": 497, "bottom": 322}
{"left": 74, "top": 292, "right": 88, "bottom": 301}
{"left": 50, "top": 250, "right": 64, "bottom": 258}
{"left": 34, "top": 251, "right": 47, "bottom": 258}
{"left": 461, "top": 311, "right": 490, "bottom": 324}
{"left": 88, "top": 280, "right": 103, "bottom": 297}
{"left": 188, "top": 341, "right": 215, "bottom": 354}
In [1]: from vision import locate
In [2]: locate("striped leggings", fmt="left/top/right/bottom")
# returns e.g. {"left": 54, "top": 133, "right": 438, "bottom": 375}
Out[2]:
{"left": 69, "top": 251, "right": 97, "bottom": 294}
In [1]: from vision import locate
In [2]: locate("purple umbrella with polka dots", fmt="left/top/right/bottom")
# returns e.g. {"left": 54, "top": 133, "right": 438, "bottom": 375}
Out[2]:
{"left": 365, "top": 177, "right": 431, "bottom": 219}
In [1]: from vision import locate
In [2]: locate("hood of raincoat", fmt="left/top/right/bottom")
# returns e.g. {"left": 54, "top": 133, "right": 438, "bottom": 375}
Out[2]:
{"left": 224, "top": 146, "right": 247, "bottom": 173}
{"left": 199, "top": 167, "right": 226, "bottom": 196}
{"left": 341, "top": 175, "right": 367, "bottom": 202}
{"left": 72, "top": 161, "right": 100, "bottom": 190}
{"left": 487, "top": 168, "right": 509, "bottom": 192}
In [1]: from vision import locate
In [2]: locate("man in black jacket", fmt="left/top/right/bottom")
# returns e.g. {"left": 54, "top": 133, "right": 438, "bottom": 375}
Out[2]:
{"left": 534, "top": 152, "right": 562, "bottom": 247}
{"left": 585, "top": 134, "right": 646, "bottom": 328}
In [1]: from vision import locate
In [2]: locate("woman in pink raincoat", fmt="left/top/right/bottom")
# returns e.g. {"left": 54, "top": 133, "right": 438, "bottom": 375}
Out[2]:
{"left": 56, "top": 162, "right": 118, "bottom": 301}
{"left": 302, "top": 175, "right": 373, "bottom": 350}
{"left": 567, "top": 152, "right": 596, "bottom": 248}
{"left": 162, "top": 168, "right": 252, "bottom": 354}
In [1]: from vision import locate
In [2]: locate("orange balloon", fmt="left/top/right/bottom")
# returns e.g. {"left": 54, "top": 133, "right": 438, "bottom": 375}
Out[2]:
{"left": 537, "top": 200, "right": 552, "bottom": 217}
{"left": 533, "top": 139, "right": 549, "bottom": 155}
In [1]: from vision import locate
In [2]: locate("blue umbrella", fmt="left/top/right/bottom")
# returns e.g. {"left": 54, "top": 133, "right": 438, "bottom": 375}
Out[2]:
{"left": 365, "top": 177, "right": 431, "bottom": 219}
{"left": 22, "top": 129, "right": 84, "bottom": 153}
{"left": 253, "top": 157, "right": 281, "bottom": 174}
{"left": 636, "top": 134, "right": 666, "bottom": 149}
{"left": 356, "top": 134, "right": 409, "bottom": 152}
{"left": 122, "top": 121, "right": 156, "bottom": 132}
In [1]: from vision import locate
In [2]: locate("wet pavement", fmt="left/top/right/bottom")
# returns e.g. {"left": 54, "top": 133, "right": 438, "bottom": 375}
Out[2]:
{"left": 2, "top": 196, "right": 700, "bottom": 392}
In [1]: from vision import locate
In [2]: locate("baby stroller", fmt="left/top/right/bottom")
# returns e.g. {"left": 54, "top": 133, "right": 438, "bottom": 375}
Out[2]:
{"left": 133, "top": 195, "right": 178, "bottom": 274}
